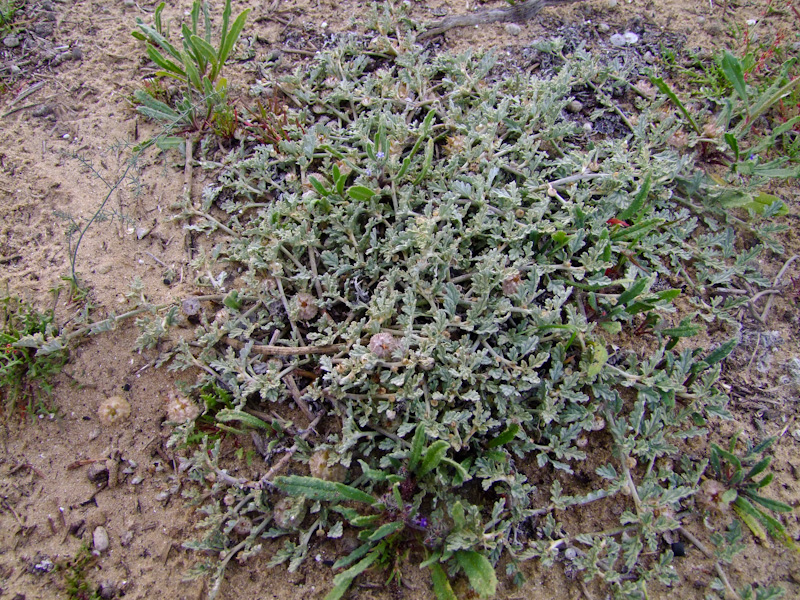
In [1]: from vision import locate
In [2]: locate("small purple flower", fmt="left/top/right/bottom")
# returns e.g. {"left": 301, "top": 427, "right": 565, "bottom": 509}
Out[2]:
{"left": 365, "top": 168, "right": 373, "bottom": 177}
{"left": 408, "top": 514, "right": 428, "bottom": 531}
{"left": 376, "top": 151, "right": 385, "bottom": 160}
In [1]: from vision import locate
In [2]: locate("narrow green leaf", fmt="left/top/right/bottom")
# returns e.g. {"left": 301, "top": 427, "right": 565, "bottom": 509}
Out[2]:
{"left": 618, "top": 173, "right": 651, "bottom": 221}
{"left": 650, "top": 76, "right": 701, "bottom": 134}
{"left": 368, "top": 521, "right": 404, "bottom": 542}
{"left": 332, "top": 542, "right": 373, "bottom": 570}
{"left": 331, "top": 550, "right": 380, "bottom": 587}
{"left": 704, "top": 339, "right": 737, "bottom": 366}
{"left": 440, "top": 457, "right": 471, "bottom": 483}
{"left": 309, "top": 176, "right": 330, "bottom": 197}
{"left": 744, "top": 491, "right": 793, "bottom": 513}
{"left": 609, "top": 218, "right": 664, "bottom": 242}
{"left": 190, "top": 34, "right": 219, "bottom": 70}
{"left": 733, "top": 497, "right": 769, "bottom": 543}
{"left": 487, "top": 424, "right": 519, "bottom": 448}
{"left": 274, "top": 475, "right": 377, "bottom": 505}
{"left": 725, "top": 133, "right": 740, "bottom": 162}
{"left": 454, "top": 550, "right": 498, "bottom": 598}
{"left": 214, "top": 408, "right": 269, "bottom": 430}
{"left": 617, "top": 277, "right": 649, "bottom": 307}
{"left": 408, "top": 425, "right": 426, "bottom": 473}
{"left": 347, "top": 185, "right": 376, "bottom": 202}
{"left": 721, "top": 51, "right": 748, "bottom": 108}
{"left": 744, "top": 456, "right": 772, "bottom": 482}
{"left": 146, "top": 45, "right": 186, "bottom": 78}
{"left": 417, "top": 440, "right": 450, "bottom": 477}
{"left": 430, "top": 563, "right": 458, "bottom": 600}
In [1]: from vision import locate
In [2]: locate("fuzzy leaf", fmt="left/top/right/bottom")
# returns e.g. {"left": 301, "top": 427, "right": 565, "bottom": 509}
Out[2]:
{"left": 455, "top": 550, "right": 497, "bottom": 598}
{"left": 274, "top": 475, "right": 377, "bottom": 505}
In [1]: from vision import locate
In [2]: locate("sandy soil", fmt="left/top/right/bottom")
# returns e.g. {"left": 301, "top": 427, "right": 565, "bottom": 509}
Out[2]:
{"left": 1, "top": 0, "right": 799, "bottom": 599}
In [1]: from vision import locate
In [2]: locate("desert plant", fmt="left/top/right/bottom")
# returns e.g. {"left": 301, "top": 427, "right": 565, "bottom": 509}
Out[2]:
{"left": 0, "top": 295, "right": 68, "bottom": 416}
{"left": 702, "top": 433, "right": 798, "bottom": 551}
{"left": 132, "top": 0, "right": 250, "bottom": 129}
{"left": 137, "top": 9, "right": 795, "bottom": 599}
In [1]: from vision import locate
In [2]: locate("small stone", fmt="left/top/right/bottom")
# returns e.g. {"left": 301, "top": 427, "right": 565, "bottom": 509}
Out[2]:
{"left": 71, "top": 47, "right": 83, "bottom": 60}
{"left": 34, "top": 22, "right": 54, "bottom": 37}
{"left": 32, "top": 105, "right": 54, "bottom": 118}
{"left": 566, "top": 100, "right": 584, "bottom": 113}
{"left": 123, "top": 0, "right": 135, "bottom": 6}
{"left": 607, "top": 0, "right": 618, "bottom": 7}
{"left": 609, "top": 33, "right": 626, "bottom": 47}
{"left": 598, "top": 22, "right": 610, "bottom": 33}
{"left": 130, "top": 475, "right": 144, "bottom": 485}
{"left": 3, "top": 35, "right": 20, "bottom": 48}
{"left": 87, "top": 462, "right": 109, "bottom": 484}
{"left": 623, "top": 31, "right": 639, "bottom": 45}
{"left": 643, "top": 51, "right": 655, "bottom": 63}
{"left": 10, "top": 64, "right": 21, "bottom": 75}
{"left": 504, "top": 23, "right": 522, "bottom": 36}
{"left": 697, "top": 16, "right": 706, "bottom": 25}
{"left": 120, "top": 530, "right": 134, "bottom": 546}
{"left": 93, "top": 526, "right": 110, "bottom": 553}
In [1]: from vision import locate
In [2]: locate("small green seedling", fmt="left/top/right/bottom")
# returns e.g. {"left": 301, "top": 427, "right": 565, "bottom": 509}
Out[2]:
{"left": 706, "top": 433, "right": 798, "bottom": 551}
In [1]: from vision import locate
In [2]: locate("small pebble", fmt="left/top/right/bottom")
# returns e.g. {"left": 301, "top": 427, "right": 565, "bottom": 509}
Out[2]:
{"left": 610, "top": 33, "right": 627, "bottom": 47}
{"left": 598, "top": 22, "right": 610, "bottom": 33}
{"left": 32, "top": 105, "right": 54, "bottom": 118}
{"left": 607, "top": 0, "right": 618, "bottom": 7}
{"left": 34, "top": 23, "right": 54, "bottom": 37}
{"left": 87, "top": 462, "right": 109, "bottom": 484}
{"left": 93, "top": 526, "right": 110, "bottom": 553}
{"left": 10, "top": 65, "right": 21, "bottom": 75}
{"left": 697, "top": 16, "right": 706, "bottom": 25}
{"left": 123, "top": 0, "right": 135, "bottom": 6}
{"left": 643, "top": 50, "right": 655, "bottom": 63}
{"left": 623, "top": 31, "right": 639, "bottom": 44}
{"left": 130, "top": 475, "right": 144, "bottom": 485}
{"left": 71, "top": 47, "right": 83, "bottom": 60}
{"left": 120, "top": 530, "right": 134, "bottom": 547}
{"left": 582, "top": 122, "right": 593, "bottom": 134}
{"left": 3, "top": 34, "right": 20, "bottom": 48}
{"left": 504, "top": 23, "right": 522, "bottom": 36}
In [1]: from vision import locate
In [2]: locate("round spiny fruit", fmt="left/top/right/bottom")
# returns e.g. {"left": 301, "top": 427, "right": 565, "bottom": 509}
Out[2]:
{"left": 368, "top": 332, "right": 399, "bottom": 359}
{"left": 293, "top": 292, "right": 318, "bottom": 321}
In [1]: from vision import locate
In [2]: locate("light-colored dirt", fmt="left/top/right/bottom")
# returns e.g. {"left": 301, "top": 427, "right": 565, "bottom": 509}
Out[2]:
{"left": 1, "top": 1, "right": 799, "bottom": 599}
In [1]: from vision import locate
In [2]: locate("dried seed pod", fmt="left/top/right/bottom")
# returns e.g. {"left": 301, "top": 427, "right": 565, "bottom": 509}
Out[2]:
{"left": 273, "top": 496, "right": 307, "bottom": 530}
{"left": 181, "top": 297, "right": 201, "bottom": 317}
{"left": 292, "top": 292, "right": 319, "bottom": 321}
{"left": 165, "top": 392, "right": 200, "bottom": 424}
{"left": 696, "top": 479, "right": 731, "bottom": 514}
{"left": 368, "top": 333, "right": 399, "bottom": 359}
{"left": 308, "top": 449, "right": 346, "bottom": 482}
{"left": 97, "top": 396, "right": 131, "bottom": 427}
{"left": 502, "top": 271, "right": 522, "bottom": 296}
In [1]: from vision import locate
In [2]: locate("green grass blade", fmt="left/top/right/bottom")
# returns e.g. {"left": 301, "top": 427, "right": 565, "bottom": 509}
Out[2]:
{"left": 650, "top": 76, "right": 702, "bottom": 134}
